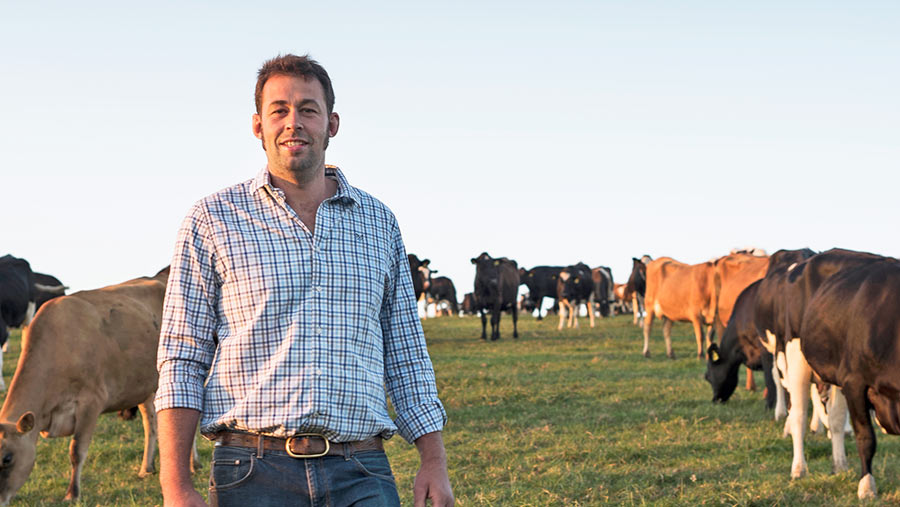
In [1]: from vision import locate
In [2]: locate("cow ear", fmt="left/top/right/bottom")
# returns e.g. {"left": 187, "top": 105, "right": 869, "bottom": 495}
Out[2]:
{"left": 16, "top": 412, "right": 35, "bottom": 434}
{"left": 422, "top": 260, "right": 430, "bottom": 266}
{"left": 471, "top": 258, "right": 477, "bottom": 264}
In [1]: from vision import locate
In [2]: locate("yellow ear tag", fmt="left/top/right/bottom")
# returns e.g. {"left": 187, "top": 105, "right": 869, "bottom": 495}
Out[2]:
{"left": 711, "top": 350, "right": 719, "bottom": 362}
{"left": 574, "top": 279, "right": 580, "bottom": 284}
{"left": 493, "top": 260, "right": 500, "bottom": 266}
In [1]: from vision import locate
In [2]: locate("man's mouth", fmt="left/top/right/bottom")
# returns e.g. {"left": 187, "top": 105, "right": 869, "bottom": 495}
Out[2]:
{"left": 281, "top": 139, "right": 308, "bottom": 148}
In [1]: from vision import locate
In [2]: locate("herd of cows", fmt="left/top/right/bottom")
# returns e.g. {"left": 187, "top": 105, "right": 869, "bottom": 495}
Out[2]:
{"left": 1, "top": 246, "right": 900, "bottom": 501}
{"left": 410, "top": 247, "right": 900, "bottom": 500}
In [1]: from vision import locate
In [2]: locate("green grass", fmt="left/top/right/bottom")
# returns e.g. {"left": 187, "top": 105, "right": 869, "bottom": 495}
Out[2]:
{"left": 4, "top": 315, "right": 900, "bottom": 505}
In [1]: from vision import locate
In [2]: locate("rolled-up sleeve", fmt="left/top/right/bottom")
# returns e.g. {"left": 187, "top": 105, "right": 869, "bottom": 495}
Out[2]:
{"left": 380, "top": 221, "right": 447, "bottom": 443}
{"left": 156, "top": 204, "right": 220, "bottom": 412}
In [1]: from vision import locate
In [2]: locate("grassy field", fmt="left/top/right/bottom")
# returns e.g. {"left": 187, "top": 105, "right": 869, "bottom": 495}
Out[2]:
{"left": 3, "top": 314, "right": 900, "bottom": 505}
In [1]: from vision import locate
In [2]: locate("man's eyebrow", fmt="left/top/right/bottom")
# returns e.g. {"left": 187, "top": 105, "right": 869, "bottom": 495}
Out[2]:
{"left": 266, "top": 99, "right": 321, "bottom": 109}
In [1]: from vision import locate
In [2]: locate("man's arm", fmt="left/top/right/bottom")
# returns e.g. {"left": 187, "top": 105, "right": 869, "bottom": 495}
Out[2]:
{"left": 159, "top": 408, "right": 207, "bottom": 507}
{"left": 413, "top": 431, "right": 454, "bottom": 507}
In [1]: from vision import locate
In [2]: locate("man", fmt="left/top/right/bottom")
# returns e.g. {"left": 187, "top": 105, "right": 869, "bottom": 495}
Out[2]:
{"left": 156, "top": 54, "right": 453, "bottom": 507}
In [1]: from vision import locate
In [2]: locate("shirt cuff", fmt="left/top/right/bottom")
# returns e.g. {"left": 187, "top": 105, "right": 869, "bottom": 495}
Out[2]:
{"left": 393, "top": 401, "right": 447, "bottom": 443}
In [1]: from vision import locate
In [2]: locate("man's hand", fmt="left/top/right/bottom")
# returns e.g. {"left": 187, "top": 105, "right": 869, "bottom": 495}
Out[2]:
{"left": 413, "top": 432, "right": 454, "bottom": 507}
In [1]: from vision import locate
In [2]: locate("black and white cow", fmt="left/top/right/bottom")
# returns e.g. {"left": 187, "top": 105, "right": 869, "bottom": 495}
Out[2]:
{"left": 758, "top": 249, "right": 880, "bottom": 486}
{"left": 556, "top": 263, "right": 595, "bottom": 330}
{"left": 427, "top": 276, "right": 459, "bottom": 315}
{"left": 471, "top": 252, "right": 519, "bottom": 340}
{"left": 591, "top": 266, "right": 614, "bottom": 318}
{"left": 518, "top": 266, "right": 564, "bottom": 320}
{"left": 705, "top": 280, "right": 780, "bottom": 411}
{"left": 32, "top": 272, "right": 67, "bottom": 312}
{"left": 0, "top": 256, "right": 35, "bottom": 350}
{"left": 407, "top": 254, "right": 431, "bottom": 303}
{"left": 624, "top": 255, "right": 651, "bottom": 326}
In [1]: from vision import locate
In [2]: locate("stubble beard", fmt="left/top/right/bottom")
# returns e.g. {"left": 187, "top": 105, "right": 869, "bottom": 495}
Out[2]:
{"left": 262, "top": 130, "right": 330, "bottom": 184}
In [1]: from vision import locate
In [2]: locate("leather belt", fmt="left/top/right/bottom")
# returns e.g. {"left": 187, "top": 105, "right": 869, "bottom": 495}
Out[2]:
{"left": 212, "top": 430, "right": 383, "bottom": 458}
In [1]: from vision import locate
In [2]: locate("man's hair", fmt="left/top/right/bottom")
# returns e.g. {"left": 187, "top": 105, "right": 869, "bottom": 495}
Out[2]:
{"left": 255, "top": 54, "right": 335, "bottom": 114}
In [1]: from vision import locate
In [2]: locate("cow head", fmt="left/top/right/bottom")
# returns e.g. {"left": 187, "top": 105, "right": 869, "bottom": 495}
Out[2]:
{"left": 704, "top": 344, "right": 739, "bottom": 404}
{"left": 558, "top": 264, "right": 591, "bottom": 301}
{"left": 0, "top": 412, "right": 38, "bottom": 505}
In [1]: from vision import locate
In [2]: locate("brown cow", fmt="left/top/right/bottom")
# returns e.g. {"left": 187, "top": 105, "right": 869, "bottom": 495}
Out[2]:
{"left": 0, "top": 267, "right": 197, "bottom": 504}
{"left": 643, "top": 257, "right": 716, "bottom": 359}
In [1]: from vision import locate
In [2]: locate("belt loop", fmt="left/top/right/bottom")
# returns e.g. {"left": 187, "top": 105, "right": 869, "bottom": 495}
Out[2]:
{"left": 342, "top": 441, "right": 352, "bottom": 461}
{"left": 257, "top": 434, "right": 265, "bottom": 458}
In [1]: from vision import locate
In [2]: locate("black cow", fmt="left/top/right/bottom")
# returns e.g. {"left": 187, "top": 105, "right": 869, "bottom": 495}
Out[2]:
{"left": 461, "top": 292, "right": 479, "bottom": 316}
{"left": 427, "top": 276, "right": 459, "bottom": 315}
{"left": 32, "top": 272, "right": 67, "bottom": 312}
{"left": 407, "top": 254, "right": 431, "bottom": 302}
{"left": 591, "top": 266, "right": 614, "bottom": 318}
{"left": 471, "top": 252, "right": 519, "bottom": 340}
{"left": 705, "top": 280, "right": 778, "bottom": 409}
{"left": 518, "top": 266, "right": 564, "bottom": 320}
{"left": 0, "top": 256, "right": 36, "bottom": 348}
{"left": 556, "top": 263, "right": 595, "bottom": 330}
{"left": 624, "top": 255, "right": 651, "bottom": 326}
{"left": 798, "top": 255, "right": 900, "bottom": 498}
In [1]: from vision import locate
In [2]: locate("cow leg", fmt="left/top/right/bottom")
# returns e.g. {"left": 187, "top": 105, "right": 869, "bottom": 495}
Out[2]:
{"left": 0, "top": 346, "right": 4, "bottom": 391}
{"left": 760, "top": 352, "right": 778, "bottom": 411}
{"left": 691, "top": 319, "right": 704, "bottom": 359}
{"left": 784, "top": 339, "right": 811, "bottom": 479}
{"left": 64, "top": 404, "right": 102, "bottom": 501}
{"left": 572, "top": 302, "right": 579, "bottom": 329}
{"left": 512, "top": 303, "right": 518, "bottom": 339}
{"left": 137, "top": 394, "right": 158, "bottom": 477}
{"left": 642, "top": 306, "right": 655, "bottom": 358}
{"left": 703, "top": 323, "right": 714, "bottom": 353}
{"left": 480, "top": 310, "right": 487, "bottom": 340}
{"left": 809, "top": 384, "right": 825, "bottom": 435}
{"left": 843, "top": 380, "right": 878, "bottom": 498}
{"left": 632, "top": 295, "right": 640, "bottom": 325}
{"left": 558, "top": 300, "right": 567, "bottom": 330}
{"left": 588, "top": 294, "right": 596, "bottom": 328}
{"left": 23, "top": 301, "right": 36, "bottom": 327}
{"left": 663, "top": 318, "right": 675, "bottom": 359}
{"left": 490, "top": 307, "right": 501, "bottom": 340}
{"left": 536, "top": 296, "right": 544, "bottom": 320}
{"left": 772, "top": 361, "right": 788, "bottom": 421}
{"left": 746, "top": 367, "right": 757, "bottom": 391}
{"left": 827, "top": 386, "right": 849, "bottom": 473}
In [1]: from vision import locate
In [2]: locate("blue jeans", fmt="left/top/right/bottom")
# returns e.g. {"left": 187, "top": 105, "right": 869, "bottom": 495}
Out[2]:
{"left": 207, "top": 444, "right": 401, "bottom": 507}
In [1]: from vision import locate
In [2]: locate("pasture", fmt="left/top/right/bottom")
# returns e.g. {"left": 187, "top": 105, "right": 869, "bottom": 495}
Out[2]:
{"left": 3, "top": 315, "right": 900, "bottom": 505}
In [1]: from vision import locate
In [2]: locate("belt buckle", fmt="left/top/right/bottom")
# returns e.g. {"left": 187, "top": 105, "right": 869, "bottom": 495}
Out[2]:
{"left": 285, "top": 433, "right": 330, "bottom": 458}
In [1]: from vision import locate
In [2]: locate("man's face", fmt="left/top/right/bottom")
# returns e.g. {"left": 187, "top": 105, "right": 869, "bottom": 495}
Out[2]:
{"left": 252, "top": 74, "right": 340, "bottom": 182}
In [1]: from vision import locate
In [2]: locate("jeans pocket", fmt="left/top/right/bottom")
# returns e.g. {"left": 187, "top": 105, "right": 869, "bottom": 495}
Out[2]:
{"left": 350, "top": 451, "right": 396, "bottom": 483}
{"left": 210, "top": 447, "right": 257, "bottom": 490}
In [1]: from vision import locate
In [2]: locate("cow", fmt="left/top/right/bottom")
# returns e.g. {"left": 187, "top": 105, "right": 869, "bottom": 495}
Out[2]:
{"left": 591, "top": 266, "right": 614, "bottom": 318}
{"left": 461, "top": 292, "right": 479, "bottom": 316}
{"left": 556, "top": 263, "right": 595, "bottom": 330}
{"left": 0, "top": 266, "right": 198, "bottom": 504}
{"left": 758, "top": 249, "right": 884, "bottom": 491}
{"left": 611, "top": 282, "right": 631, "bottom": 315}
{"left": 642, "top": 257, "right": 715, "bottom": 359}
{"left": 797, "top": 257, "right": 900, "bottom": 498}
{"left": 754, "top": 249, "right": 882, "bottom": 486}
{"left": 712, "top": 253, "right": 771, "bottom": 390}
{"left": 32, "top": 272, "right": 67, "bottom": 312}
{"left": 705, "top": 280, "right": 781, "bottom": 411}
{"left": 407, "top": 254, "right": 431, "bottom": 302}
{"left": 624, "top": 255, "right": 651, "bottom": 326}
{"left": 471, "top": 253, "right": 519, "bottom": 340}
{"left": 426, "top": 276, "right": 459, "bottom": 315}
{"left": 518, "top": 266, "right": 564, "bottom": 320}
{"left": 0, "top": 256, "right": 35, "bottom": 354}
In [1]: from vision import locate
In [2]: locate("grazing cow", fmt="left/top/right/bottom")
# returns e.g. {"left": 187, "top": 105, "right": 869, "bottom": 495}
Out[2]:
{"left": 556, "top": 263, "right": 595, "bottom": 330}
{"left": 798, "top": 256, "right": 900, "bottom": 498}
{"left": 759, "top": 249, "right": 883, "bottom": 488}
{"left": 591, "top": 266, "right": 614, "bottom": 318}
{"left": 32, "top": 272, "right": 67, "bottom": 312}
{"left": 642, "top": 257, "right": 715, "bottom": 359}
{"left": 426, "top": 276, "right": 459, "bottom": 315}
{"left": 407, "top": 254, "right": 431, "bottom": 302}
{"left": 0, "top": 267, "right": 198, "bottom": 504}
{"left": 518, "top": 266, "right": 564, "bottom": 319}
{"left": 471, "top": 253, "right": 519, "bottom": 340}
{"left": 624, "top": 255, "right": 651, "bottom": 326}
{"left": 705, "top": 280, "right": 780, "bottom": 410}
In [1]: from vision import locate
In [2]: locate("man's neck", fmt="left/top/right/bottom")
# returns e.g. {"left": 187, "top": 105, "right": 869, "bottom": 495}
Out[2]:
{"left": 268, "top": 166, "right": 337, "bottom": 234}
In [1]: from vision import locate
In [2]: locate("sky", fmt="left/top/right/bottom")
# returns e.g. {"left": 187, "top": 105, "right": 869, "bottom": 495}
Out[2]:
{"left": 1, "top": 1, "right": 898, "bottom": 298}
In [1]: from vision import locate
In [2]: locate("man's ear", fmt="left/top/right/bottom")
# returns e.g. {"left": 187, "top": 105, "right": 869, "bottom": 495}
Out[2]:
{"left": 252, "top": 113, "right": 263, "bottom": 140}
{"left": 328, "top": 112, "right": 340, "bottom": 137}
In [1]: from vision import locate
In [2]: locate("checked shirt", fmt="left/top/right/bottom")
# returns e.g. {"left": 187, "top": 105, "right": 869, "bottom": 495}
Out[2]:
{"left": 156, "top": 166, "right": 446, "bottom": 443}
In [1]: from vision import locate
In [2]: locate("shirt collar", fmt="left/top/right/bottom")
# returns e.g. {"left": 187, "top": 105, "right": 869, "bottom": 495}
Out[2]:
{"left": 251, "top": 165, "right": 361, "bottom": 208}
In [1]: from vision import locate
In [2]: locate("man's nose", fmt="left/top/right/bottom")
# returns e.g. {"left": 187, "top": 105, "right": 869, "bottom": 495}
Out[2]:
{"left": 285, "top": 110, "right": 303, "bottom": 131}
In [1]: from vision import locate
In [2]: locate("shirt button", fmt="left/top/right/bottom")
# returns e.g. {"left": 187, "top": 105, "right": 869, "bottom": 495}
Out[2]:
{"left": 315, "top": 326, "right": 322, "bottom": 335}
